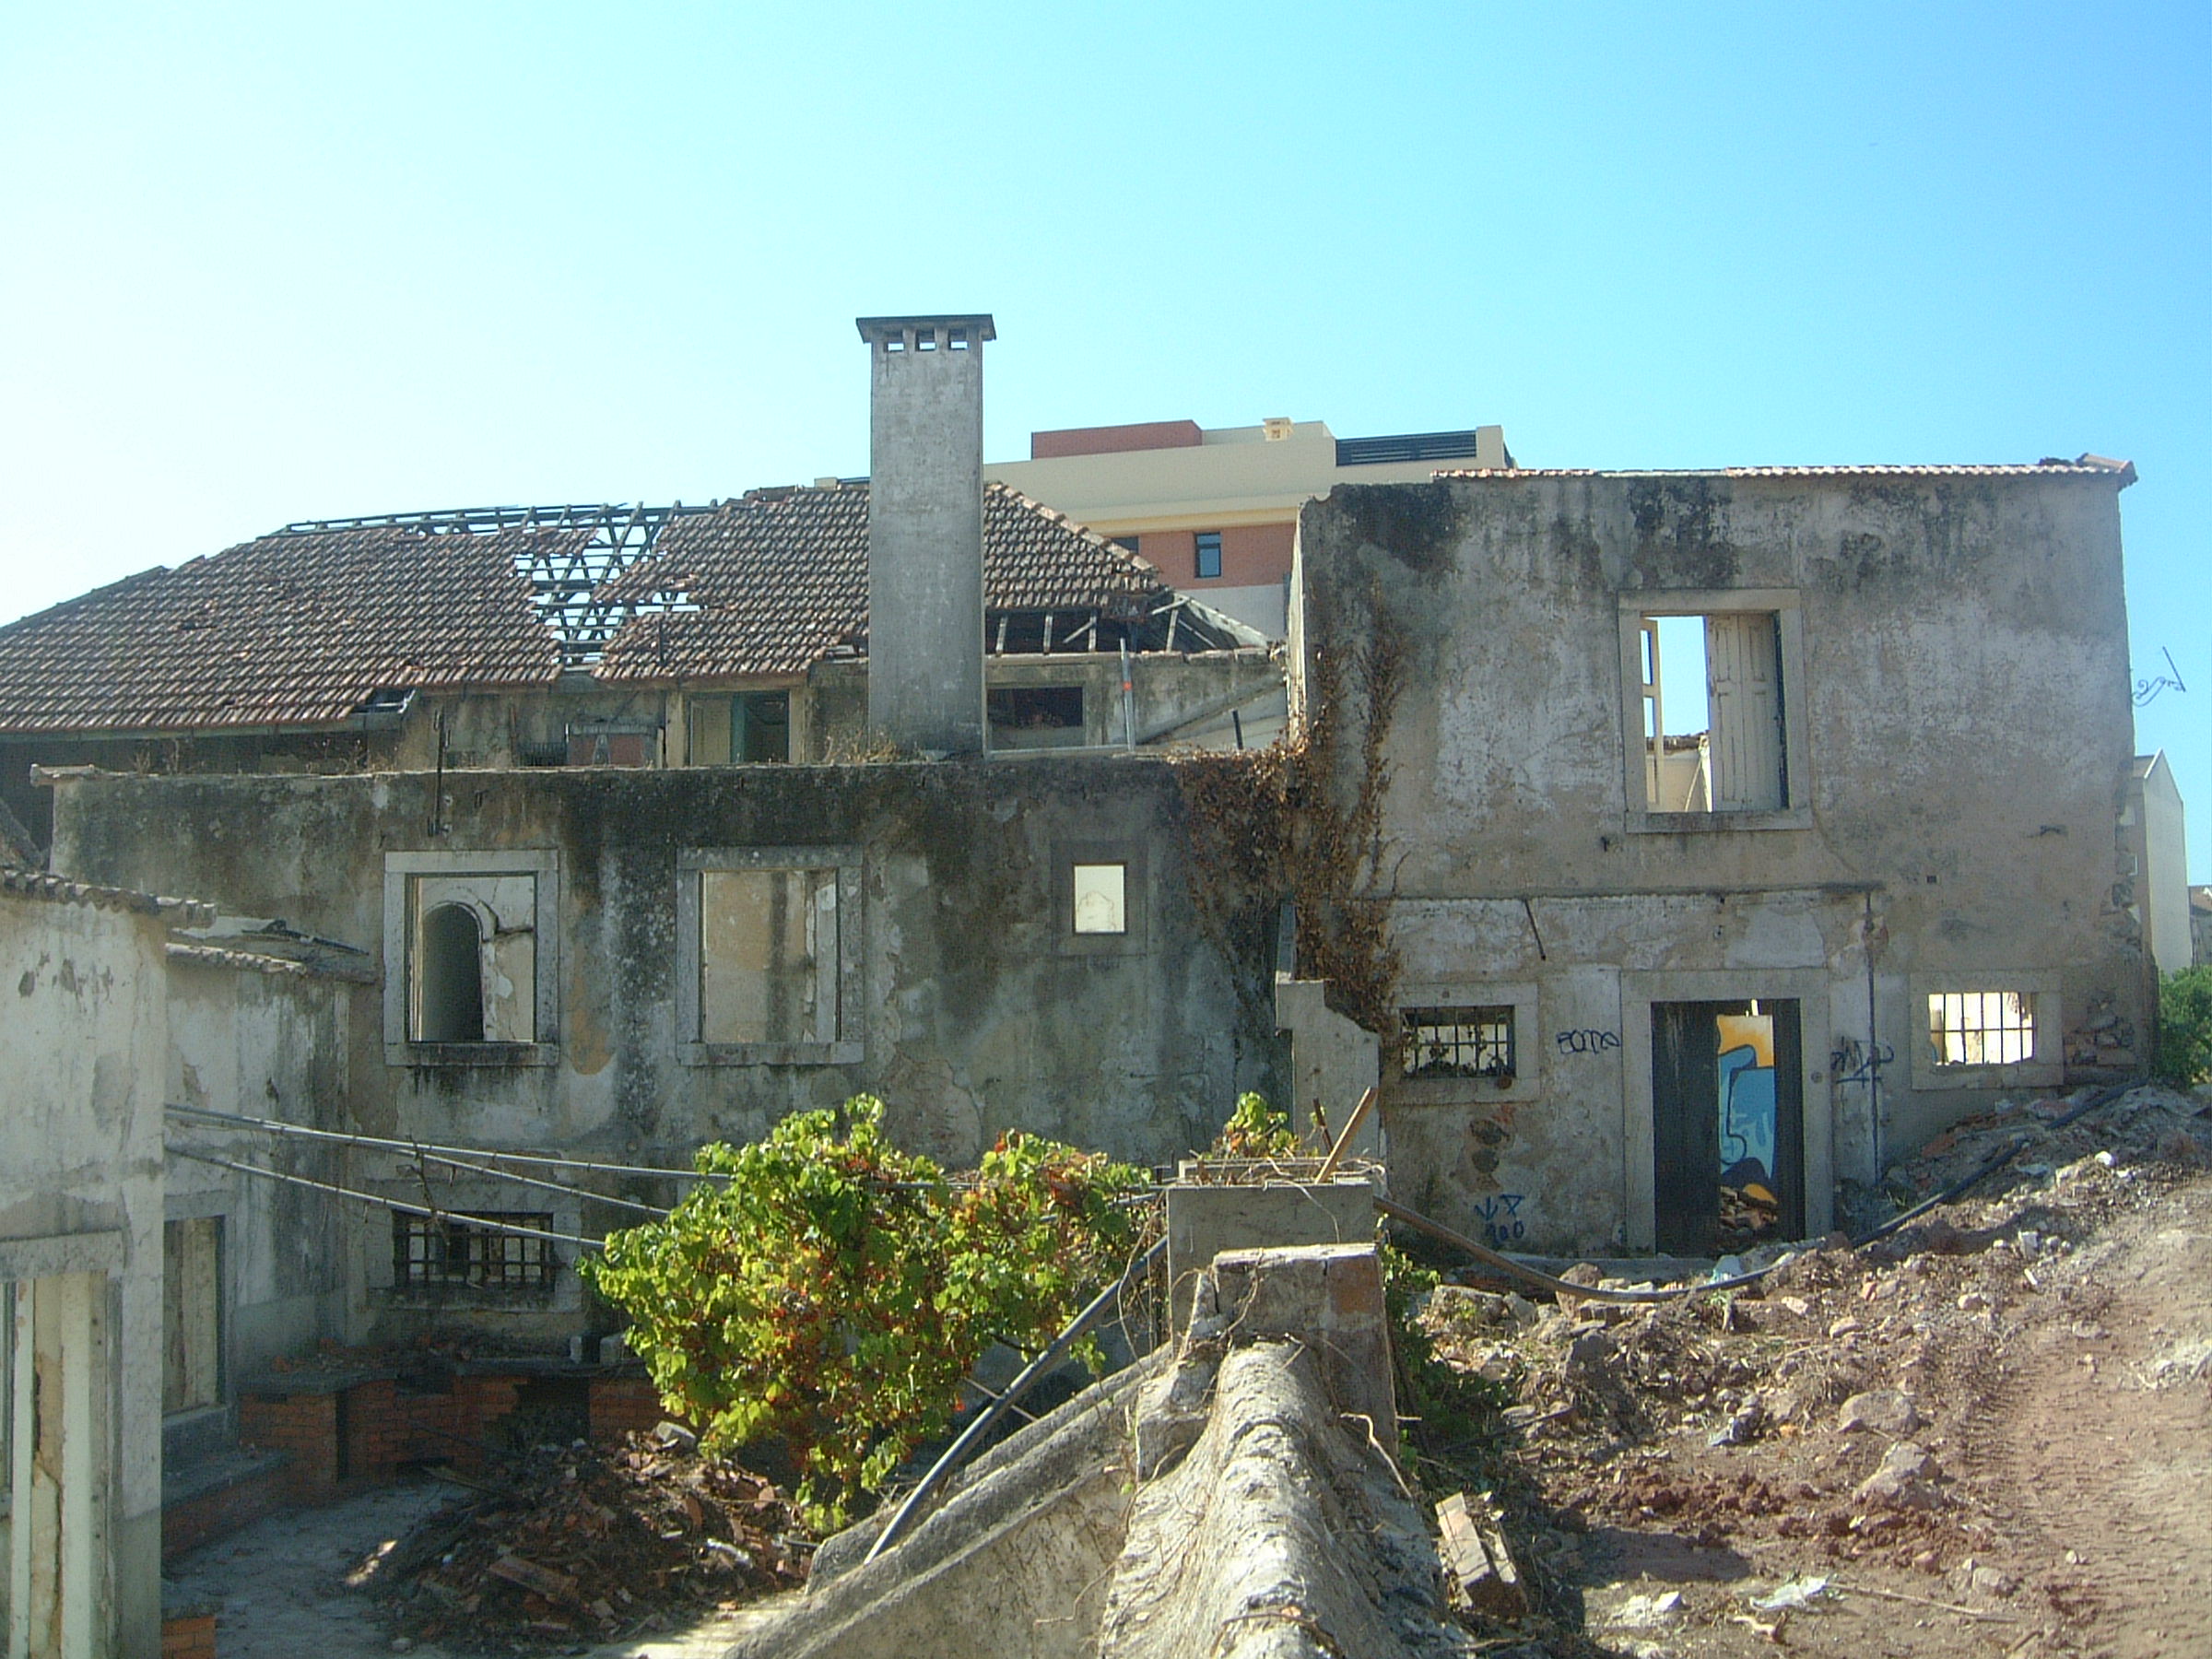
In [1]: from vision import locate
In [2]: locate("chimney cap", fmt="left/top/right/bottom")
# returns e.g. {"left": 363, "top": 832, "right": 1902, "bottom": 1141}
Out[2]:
{"left": 856, "top": 313, "right": 996, "bottom": 344}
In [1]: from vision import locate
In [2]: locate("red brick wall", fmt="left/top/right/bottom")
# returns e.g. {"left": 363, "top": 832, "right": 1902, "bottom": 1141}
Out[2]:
{"left": 1030, "top": 420, "right": 1201, "bottom": 459}
{"left": 1137, "top": 522, "right": 1296, "bottom": 589}
{"left": 239, "top": 1392, "right": 339, "bottom": 1499}
{"left": 588, "top": 1378, "right": 665, "bottom": 1443}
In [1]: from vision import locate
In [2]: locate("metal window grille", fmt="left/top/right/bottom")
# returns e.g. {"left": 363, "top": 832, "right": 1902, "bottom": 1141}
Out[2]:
{"left": 393, "top": 1213, "right": 556, "bottom": 1289}
{"left": 1927, "top": 991, "right": 2037, "bottom": 1066}
{"left": 1401, "top": 1006, "right": 1516, "bottom": 1081}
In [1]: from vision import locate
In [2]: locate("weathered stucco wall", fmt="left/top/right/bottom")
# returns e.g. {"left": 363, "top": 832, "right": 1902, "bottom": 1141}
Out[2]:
{"left": 1295, "top": 470, "right": 2144, "bottom": 1253}
{"left": 162, "top": 953, "right": 353, "bottom": 1436}
{"left": 1, "top": 883, "right": 173, "bottom": 1655}
{"left": 51, "top": 760, "right": 1279, "bottom": 1341}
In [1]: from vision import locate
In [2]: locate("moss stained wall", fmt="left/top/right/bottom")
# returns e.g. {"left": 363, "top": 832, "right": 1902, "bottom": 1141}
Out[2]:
{"left": 52, "top": 759, "right": 1279, "bottom": 1335}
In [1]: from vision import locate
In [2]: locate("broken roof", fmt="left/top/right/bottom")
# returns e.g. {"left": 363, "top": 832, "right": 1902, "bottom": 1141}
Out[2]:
{"left": 592, "top": 481, "right": 1256, "bottom": 680}
{"left": 0, "top": 484, "right": 1259, "bottom": 735}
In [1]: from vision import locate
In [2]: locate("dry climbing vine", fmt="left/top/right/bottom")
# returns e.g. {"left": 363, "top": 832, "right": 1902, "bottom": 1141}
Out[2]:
{"left": 1170, "top": 578, "right": 1408, "bottom": 1037}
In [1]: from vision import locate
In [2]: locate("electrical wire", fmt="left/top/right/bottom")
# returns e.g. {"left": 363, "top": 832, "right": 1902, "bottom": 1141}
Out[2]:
{"left": 164, "top": 1102, "right": 722, "bottom": 1183}
{"left": 166, "top": 1147, "right": 605, "bottom": 1249}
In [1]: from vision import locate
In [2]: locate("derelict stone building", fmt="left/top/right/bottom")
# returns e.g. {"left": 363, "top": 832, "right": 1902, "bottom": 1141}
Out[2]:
{"left": 1288, "top": 459, "right": 2147, "bottom": 1255}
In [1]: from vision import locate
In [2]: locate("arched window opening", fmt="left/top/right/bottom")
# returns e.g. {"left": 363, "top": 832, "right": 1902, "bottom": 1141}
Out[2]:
{"left": 418, "top": 902, "right": 485, "bottom": 1042}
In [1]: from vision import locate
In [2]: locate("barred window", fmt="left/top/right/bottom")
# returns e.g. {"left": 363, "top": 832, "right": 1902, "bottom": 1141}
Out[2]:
{"left": 1401, "top": 1006, "right": 1516, "bottom": 1082}
{"left": 1926, "top": 990, "right": 2037, "bottom": 1066}
{"left": 394, "top": 1213, "right": 556, "bottom": 1290}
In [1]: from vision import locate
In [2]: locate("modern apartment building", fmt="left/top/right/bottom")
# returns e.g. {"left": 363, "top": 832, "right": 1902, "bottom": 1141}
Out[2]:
{"left": 986, "top": 418, "right": 1512, "bottom": 638}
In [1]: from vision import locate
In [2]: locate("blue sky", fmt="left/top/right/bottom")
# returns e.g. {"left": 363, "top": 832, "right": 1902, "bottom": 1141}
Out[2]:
{"left": 3, "top": 2, "right": 2205, "bottom": 873}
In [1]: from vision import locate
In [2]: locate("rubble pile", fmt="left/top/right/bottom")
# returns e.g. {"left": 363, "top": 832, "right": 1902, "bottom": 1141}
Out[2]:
{"left": 1416, "top": 1082, "right": 2212, "bottom": 1653}
{"left": 360, "top": 1426, "right": 808, "bottom": 1652}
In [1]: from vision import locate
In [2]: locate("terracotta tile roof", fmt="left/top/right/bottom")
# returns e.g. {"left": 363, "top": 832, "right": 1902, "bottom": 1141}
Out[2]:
{"left": 1433, "top": 457, "right": 2137, "bottom": 486}
{"left": 0, "top": 485, "right": 1257, "bottom": 733}
{"left": 593, "top": 482, "right": 1208, "bottom": 680}
{"left": 0, "top": 526, "right": 571, "bottom": 735}
{"left": 0, "top": 865, "right": 215, "bottom": 924}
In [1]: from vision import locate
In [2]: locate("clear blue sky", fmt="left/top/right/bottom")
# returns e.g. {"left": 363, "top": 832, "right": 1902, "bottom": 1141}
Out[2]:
{"left": 3, "top": 2, "right": 2205, "bottom": 875}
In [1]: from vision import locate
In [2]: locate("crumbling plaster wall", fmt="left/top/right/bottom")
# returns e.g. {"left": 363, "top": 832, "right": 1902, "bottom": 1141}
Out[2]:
{"left": 1, "top": 888, "right": 171, "bottom": 1655}
{"left": 162, "top": 957, "right": 352, "bottom": 1439}
{"left": 1295, "top": 472, "right": 2143, "bottom": 1252}
{"left": 51, "top": 760, "right": 1279, "bottom": 1341}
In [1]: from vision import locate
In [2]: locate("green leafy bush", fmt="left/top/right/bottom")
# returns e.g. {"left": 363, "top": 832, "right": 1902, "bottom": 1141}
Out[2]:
{"left": 1210, "top": 1091, "right": 1308, "bottom": 1159}
{"left": 582, "top": 1097, "right": 1148, "bottom": 1528}
{"left": 2157, "top": 966, "right": 2212, "bottom": 1086}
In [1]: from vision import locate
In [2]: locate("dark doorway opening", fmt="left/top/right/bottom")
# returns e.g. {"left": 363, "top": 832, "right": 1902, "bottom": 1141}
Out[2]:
{"left": 1652, "top": 999, "right": 1803, "bottom": 1256}
{"left": 418, "top": 902, "right": 485, "bottom": 1041}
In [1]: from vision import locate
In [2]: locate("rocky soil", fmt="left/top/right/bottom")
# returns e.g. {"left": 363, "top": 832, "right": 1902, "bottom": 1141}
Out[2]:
{"left": 1418, "top": 1083, "right": 2212, "bottom": 1658}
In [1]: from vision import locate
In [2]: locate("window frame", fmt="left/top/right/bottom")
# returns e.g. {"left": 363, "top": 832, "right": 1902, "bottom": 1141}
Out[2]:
{"left": 1387, "top": 982, "right": 1540, "bottom": 1104}
{"left": 391, "top": 1211, "right": 558, "bottom": 1293}
{"left": 676, "top": 845, "right": 865, "bottom": 1065}
{"left": 1908, "top": 973, "right": 2061, "bottom": 1089}
{"left": 1055, "top": 841, "right": 1150, "bottom": 957}
{"left": 382, "top": 850, "right": 561, "bottom": 1065}
{"left": 162, "top": 1215, "right": 224, "bottom": 1418}
{"left": 1194, "top": 530, "right": 1223, "bottom": 581}
{"left": 1617, "top": 590, "right": 1812, "bottom": 834}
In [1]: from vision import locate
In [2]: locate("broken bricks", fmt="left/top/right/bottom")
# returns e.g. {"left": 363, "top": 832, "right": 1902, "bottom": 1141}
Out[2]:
{"left": 1435, "top": 1491, "right": 1527, "bottom": 1618}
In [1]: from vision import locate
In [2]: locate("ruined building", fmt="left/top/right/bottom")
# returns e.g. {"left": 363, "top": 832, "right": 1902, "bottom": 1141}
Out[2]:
{"left": 0, "top": 301, "right": 2163, "bottom": 1647}
{"left": 1288, "top": 460, "right": 2148, "bottom": 1255}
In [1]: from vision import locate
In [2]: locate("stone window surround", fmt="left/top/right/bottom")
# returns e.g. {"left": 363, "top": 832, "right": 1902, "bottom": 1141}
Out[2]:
{"left": 1054, "top": 840, "right": 1150, "bottom": 958}
{"left": 1906, "top": 971, "right": 2062, "bottom": 1091}
{"left": 1387, "top": 980, "right": 1541, "bottom": 1106}
{"left": 363, "top": 1171, "right": 582, "bottom": 1312}
{"left": 382, "top": 849, "right": 561, "bottom": 1066}
{"left": 675, "top": 845, "right": 865, "bottom": 1066}
{"left": 1617, "top": 589, "right": 1813, "bottom": 834}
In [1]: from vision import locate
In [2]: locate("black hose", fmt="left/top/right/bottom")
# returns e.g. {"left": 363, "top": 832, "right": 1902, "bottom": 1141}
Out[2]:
{"left": 863, "top": 1236, "right": 1166, "bottom": 1562}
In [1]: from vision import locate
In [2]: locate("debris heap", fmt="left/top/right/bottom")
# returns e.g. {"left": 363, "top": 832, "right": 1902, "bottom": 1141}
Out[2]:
{"left": 361, "top": 1427, "right": 808, "bottom": 1652}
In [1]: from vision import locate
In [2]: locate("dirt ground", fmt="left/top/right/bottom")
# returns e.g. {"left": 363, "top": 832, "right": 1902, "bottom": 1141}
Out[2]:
{"left": 1428, "top": 1084, "right": 2212, "bottom": 1658}
{"left": 162, "top": 1477, "right": 800, "bottom": 1659}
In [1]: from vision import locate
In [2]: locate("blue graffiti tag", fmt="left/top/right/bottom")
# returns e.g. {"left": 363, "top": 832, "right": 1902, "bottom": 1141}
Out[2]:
{"left": 1829, "top": 1037, "right": 1895, "bottom": 1086}
{"left": 1474, "top": 1193, "right": 1528, "bottom": 1246}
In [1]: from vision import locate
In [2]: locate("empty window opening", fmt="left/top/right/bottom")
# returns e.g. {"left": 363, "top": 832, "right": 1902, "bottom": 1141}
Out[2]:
{"left": 1927, "top": 990, "right": 2036, "bottom": 1066}
{"left": 417, "top": 903, "right": 485, "bottom": 1042}
{"left": 394, "top": 1213, "right": 555, "bottom": 1290}
{"left": 915, "top": 329, "right": 937, "bottom": 351}
{"left": 692, "top": 691, "right": 791, "bottom": 764}
{"left": 404, "top": 871, "right": 540, "bottom": 1044}
{"left": 1401, "top": 1006, "right": 1516, "bottom": 1084}
{"left": 1194, "top": 531, "right": 1223, "bottom": 581}
{"left": 163, "top": 1217, "right": 222, "bottom": 1415}
{"left": 947, "top": 328, "right": 970, "bottom": 350}
{"left": 989, "top": 685, "right": 1085, "bottom": 747}
{"left": 884, "top": 334, "right": 905, "bottom": 353}
{"left": 699, "top": 867, "right": 840, "bottom": 1044}
{"left": 1640, "top": 612, "right": 1786, "bottom": 813}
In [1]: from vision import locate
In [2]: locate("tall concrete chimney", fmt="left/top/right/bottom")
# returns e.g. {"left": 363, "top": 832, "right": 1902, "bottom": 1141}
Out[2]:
{"left": 856, "top": 313, "right": 995, "bottom": 756}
